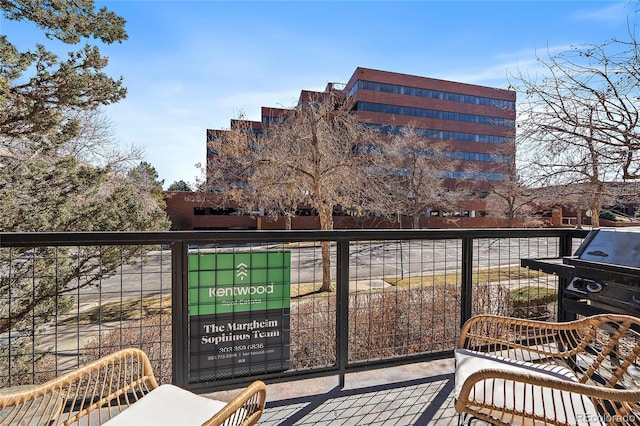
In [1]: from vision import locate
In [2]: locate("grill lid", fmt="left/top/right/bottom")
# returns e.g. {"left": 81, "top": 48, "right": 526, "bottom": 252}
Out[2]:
{"left": 575, "top": 228, "right": 640, "bottom": 267}
{"left": 565, "top": 228, "right": 640, "bottom": 281}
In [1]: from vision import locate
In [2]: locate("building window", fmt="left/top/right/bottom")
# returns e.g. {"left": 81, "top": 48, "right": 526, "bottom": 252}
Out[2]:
{"left": 411, "top": 148, "right": 513, "bottom": 164}
{"left": 194, "top": 207, "right": 238, "bottom": 215}
{"left": 439, "top": 170, "right": 505, "bottom": 181}
{"left": 356, "top": 102, "right": 515, "bottom": 128}
{"left": 354, "top": 80, "right": 515, "bottom": 110}
{"left": 364, "top": 123, "right": 510, "bottom": 145}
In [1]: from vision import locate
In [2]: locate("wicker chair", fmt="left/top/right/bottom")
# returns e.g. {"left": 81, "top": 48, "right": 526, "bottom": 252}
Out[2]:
{"left": 0, "top": 348, "right": 266, "bottom": 426}
{"left": 455, "top": 314, "right": 640, "bottom": 426}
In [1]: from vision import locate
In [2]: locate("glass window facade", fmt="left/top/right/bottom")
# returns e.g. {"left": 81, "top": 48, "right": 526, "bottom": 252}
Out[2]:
{"left": 440, "top": 170, "right": 504, "bottom": 181}
{"left": 262, "top": 116, "right": 282, "bottom": 124}
{"left": 350, "top": 80, "right": 515, "bottom": 110}
{"left": 354, "top": 144, "right": 512, "bottom": 164}
{"left": 356, "top": 101, "right": 514, "bottom": 128}
{"left": 393, "top": 168, "right": 505, "bottom": 181}
{"left": 413, "top": 148, "right": 513, "bottom": 164}
{"left": 365, "top": 123, "right": 509, "bottom": 145}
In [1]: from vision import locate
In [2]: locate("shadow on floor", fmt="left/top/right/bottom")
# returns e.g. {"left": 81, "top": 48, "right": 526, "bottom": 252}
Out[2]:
{"left": 260, "top": 373, "right": 459, "bottom": 426}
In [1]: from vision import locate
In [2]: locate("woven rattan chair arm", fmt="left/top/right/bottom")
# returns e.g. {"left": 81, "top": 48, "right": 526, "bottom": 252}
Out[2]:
{"left": 456, "top": 314, "right": 640, "bottom": 424}
{"left": 455, "top": 367, "right": 640, "bottom": 414}
{"left": 201, "top": 380, "right": 267, "bottom": 426}
{"left": 459, "top": 314, "right": 639, "bottom": 343}
{"left": 458, "top": 315, "right": 568, "bottom": 347}
{"left": 456, "top": 314, "right": 636, "bottom": 355}
{"left": 0, "top": 348, "right": 158, "bottom": 400}
{"left": 0, "top": 348, "right": 159, "bottom": 426}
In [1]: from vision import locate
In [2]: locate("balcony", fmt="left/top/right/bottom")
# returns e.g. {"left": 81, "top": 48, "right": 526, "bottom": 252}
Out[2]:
{"left": 241, "top": 357, "right": 460, "bottom": 425}
{"left": 0, "top": 228, "right": 587, "bottom": 424}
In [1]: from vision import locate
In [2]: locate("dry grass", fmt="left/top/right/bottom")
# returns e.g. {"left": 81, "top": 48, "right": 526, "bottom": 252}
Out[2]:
{"left": 74, "top": 286, "right": 473, "bottom": 379}
{"left": 59, "top": 296, "right": 172, "bottom": 324}
{"left": 290, "top": 283, "right": 326, "bottom": 298}
{"left": 76, "top": 281, "right": 512, "bottom": 378}
{"left": 387, "top": 266, "right": 547, "bottom": 288}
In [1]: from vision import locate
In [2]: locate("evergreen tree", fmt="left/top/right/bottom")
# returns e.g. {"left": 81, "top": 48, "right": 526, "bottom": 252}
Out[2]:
{"left": 0, "top": 1, "right": 171, "bottom": 385}
{"left": 167, "top": 180, "right": 192, "bottom": 191}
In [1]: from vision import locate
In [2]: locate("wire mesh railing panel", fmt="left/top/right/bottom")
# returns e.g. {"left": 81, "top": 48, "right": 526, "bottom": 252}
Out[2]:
{"left": 348, "top": 239, "right": 462, "bottom": 364}
{"left": 0, "top": 228, "right": 589, "bottom": 391}
{"left": 471, "top": 236, "right": 562, "bottom": 320}
{"left": 0, "top": 244, "right": 173, "bottom": 387}
{"left": 288, "top": 241, "right": 337, "bottom": 370}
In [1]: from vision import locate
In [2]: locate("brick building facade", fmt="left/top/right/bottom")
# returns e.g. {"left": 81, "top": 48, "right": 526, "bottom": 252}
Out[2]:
{"left": 167, "top": 67, "right": 517, "bottom": 230}
{"left": 344, "top": 67, "right": 516, "bottom": 189}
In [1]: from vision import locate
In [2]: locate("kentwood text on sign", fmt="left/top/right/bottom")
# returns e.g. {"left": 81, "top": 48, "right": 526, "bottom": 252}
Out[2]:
{"left": 188, "top": 251, "right": 291, "bottom": 382}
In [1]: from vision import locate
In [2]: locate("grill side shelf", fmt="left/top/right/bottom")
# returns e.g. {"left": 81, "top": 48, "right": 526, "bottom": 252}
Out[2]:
{"left": 520, "top": 257, "right": 575, "bottom": 278}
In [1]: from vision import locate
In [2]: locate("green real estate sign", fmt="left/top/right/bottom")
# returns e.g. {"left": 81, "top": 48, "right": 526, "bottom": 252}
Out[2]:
{"left": 188, "top": 251, "right": 291, "bottom": 382}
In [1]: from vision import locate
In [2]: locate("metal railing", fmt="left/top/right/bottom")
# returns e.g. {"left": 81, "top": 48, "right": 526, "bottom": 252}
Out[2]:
{"left": 0, "top": 228, "right": 587, "bottom": 393}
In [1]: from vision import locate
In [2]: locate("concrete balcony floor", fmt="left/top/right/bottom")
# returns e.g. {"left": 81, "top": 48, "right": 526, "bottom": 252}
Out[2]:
{"left": 261, "top": 357, "right": 460, "bottom": 426}
{"left": 210, "top": 357, "right": 485, "bottom": 426}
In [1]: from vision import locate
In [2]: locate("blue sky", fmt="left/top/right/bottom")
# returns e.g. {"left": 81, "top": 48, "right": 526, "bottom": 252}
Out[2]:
{"left": 3, "top": 1, "right": 638, "bottom": 187}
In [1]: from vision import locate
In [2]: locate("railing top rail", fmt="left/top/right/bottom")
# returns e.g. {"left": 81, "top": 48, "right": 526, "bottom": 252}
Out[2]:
{"left": 0, "top": 228, "right": 589, "bottom": 247}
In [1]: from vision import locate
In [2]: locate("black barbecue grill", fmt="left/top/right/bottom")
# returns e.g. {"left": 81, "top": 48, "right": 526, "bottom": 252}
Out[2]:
{"left": 521, "top": 228, "right": 640, "bottom": 319}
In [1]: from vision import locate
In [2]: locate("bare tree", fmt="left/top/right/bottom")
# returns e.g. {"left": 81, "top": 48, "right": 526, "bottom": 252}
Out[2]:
{"left": 473, "top": 141, "right": 545, "bottom": 227}
{"left": 59, "top": 109, "right": 143, "bottom": 172}
{"left": 208, "top": 92, "right": 382, "bottom": 291}
{"left": 513, "top": 39, "right": 640, "bottom": 227}
{"left": 484, "top": 171, "right": 543, "bottom": 227}
{"left": 370, "top": 124, "right": 451, "bottom": 229}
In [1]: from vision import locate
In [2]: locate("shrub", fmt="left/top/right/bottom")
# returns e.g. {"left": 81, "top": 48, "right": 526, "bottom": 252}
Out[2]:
{"left": 83, "top": 314, "right": 173, "bottom": 383}
{"left": 471, "top": 282, "right": 512, "bottom": 317}
{"left": 290, "top": 285, "right": 464, "bottom": 367}
{"left": 76, "top": 283, "right": 537, "bottom": 379}
{"left": 510, "top": 286, "right": 557, "bottom": 320}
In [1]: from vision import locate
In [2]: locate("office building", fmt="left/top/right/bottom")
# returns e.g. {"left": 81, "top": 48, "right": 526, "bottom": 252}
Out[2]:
{"left": 167, "top": 67, "right": 516, "bottom": 230}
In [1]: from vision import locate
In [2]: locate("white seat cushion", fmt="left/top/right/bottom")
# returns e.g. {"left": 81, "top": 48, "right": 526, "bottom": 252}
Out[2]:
{"left": 103, "top": 384, "right": 229, "bottom": 425}
{"left": 455, "top": 349, "right": 603, "bottom": 425}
